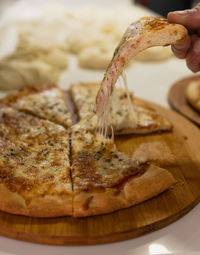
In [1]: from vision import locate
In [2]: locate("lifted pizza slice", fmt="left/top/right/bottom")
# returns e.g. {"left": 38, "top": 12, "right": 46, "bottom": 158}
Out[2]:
{"left": 70, "top": 82, "right": 172, "bottom": 135}
{"left": 0, "top": 105, "right": 72, "bottom": 217}
{"left": 1, "top": 85, "right": 74, "bottom": 128}
{"left": 71, "top": 118, "right": 175, "bottom": 217}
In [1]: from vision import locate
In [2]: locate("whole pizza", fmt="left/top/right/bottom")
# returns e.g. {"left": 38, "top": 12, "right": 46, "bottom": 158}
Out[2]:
{"left": 0, "top": 17, "right": 187, "bottom": 217}
{"left": 0, "top": 83, "right": 175, "bottom": 218}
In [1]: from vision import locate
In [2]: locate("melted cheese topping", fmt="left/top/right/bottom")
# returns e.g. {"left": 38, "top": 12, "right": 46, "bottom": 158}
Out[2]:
{"left": 94, "top": 17, "right": 187, "bottom": 137}
{"left": 4, "top": 86, "right": 73, "bottom": 128}
{"left": 71, "top": 119, "right": 144, "bottom": 191}
{"left": 0, "top": 106, "right": 72, "bottom": 198}
{"left": 70, "top": 83, "right": 171, "bottom": 134}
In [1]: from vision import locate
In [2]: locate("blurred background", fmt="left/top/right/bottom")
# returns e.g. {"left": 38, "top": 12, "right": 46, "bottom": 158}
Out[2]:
{"left": 2, "top": 0, "right": 200, "bottom": 17}
{"left": 0, "top": 0, "right": 193, "bottom": 106}
{"left": 0, "top": 0, "right": 177, "bottom": 91}
{"left": 135, "top": 0, "right": 200, "bottom": 16}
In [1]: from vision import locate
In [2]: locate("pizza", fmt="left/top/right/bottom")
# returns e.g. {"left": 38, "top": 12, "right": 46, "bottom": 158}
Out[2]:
{"left": 0, "top": 104, "right": 72, "bottom": 217}
{"left": 0, "top": 88, "right": 176, "bottom": 218}
{"left": 0, "top": 17, "right": 180, "bottom": 218}
{"left": 70, "top": 82, "right": 172, "bottom": 135}
{"left": 185, "top": 79, "right": 200, "bottom": 112}
{"left": 1, "top": 85, "right": 74, "bottom": 128}
{"left": 71, "top": 118, "right": 175, "bottom": 217}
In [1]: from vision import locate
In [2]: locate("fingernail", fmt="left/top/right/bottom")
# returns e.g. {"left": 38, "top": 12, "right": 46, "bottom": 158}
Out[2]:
{"left": 174, "top": 8, "right": 198, "bottom": 15}
{"left": 174, "top": 10, "right": 188, "bottom": 15}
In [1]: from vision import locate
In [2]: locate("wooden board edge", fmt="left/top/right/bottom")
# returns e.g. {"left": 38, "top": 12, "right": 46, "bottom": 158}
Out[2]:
{"left": 0, "top": 197, "right": 199, "bottom": 246}
{"left": 168, "top": 75, "right": 200, "bottom": 126}
{"left": 0, "top": 93, "right": 199, "bottom": 245}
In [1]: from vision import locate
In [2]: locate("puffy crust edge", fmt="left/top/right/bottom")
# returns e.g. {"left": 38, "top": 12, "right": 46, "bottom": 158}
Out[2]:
{"left": 73, "top": 165, "right": 175, "bottom": 217}
{"left": 185, "top": 81, "right": 200, "bottom": 112}
{"left": 0, "top": 184, "right": 72, "bottom": 217}
{"left": 0, "top": 85, "right": 58, "bottom": 105}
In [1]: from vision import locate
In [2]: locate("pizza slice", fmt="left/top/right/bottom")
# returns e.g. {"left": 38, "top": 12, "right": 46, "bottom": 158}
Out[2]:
{"left": 1, "top": 85, "right": 74, "bottom": 128}
{"left": 71, "top": 118, "right": 175, "bottom": 217}
{"left": 95, "top": 17, "right": 187, "bottom": 129}
{"left": 0, "top": 104, "right": 72, "bottom": 217}
{"left": 70, "top": 82, "right": 172, "bottom": 135}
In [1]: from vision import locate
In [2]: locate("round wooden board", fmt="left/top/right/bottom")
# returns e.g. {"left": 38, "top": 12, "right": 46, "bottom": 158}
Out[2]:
{"left": 0, "top": 101, "right": 200, "bottom": 245}
{"left": 168, "top": 75, "right": 200, "bottom": 126}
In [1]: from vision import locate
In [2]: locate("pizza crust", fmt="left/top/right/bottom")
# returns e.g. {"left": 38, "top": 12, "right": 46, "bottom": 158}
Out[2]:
{"left": 73, "top": 165, "right": 175, "bottom": 217}
{"left": 0, "top": 184, "right": 72, "bottom": 217}
{"left": 0, "top": 84, "right": 175, "bottom": 218}
{"left": 0, "top": 104, "right": 73, "bottom": 217}
{"left": 185, "top": 80, "right": 200, "bottom": 112}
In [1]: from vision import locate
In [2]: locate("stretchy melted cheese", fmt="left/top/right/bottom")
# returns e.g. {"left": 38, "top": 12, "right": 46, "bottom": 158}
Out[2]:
{"left": 95, "top": 17, "right": 187, "bottom": 136}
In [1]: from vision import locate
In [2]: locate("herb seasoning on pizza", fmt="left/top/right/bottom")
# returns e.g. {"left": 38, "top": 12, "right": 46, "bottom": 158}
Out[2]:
{"left": 70, "top": 82, "right": 172, "bottom": 135}
{"left": 71, "top": 117, "right": 175, "bottom": 217}
{"left": 0, "top": 16, "right": 184, "bottom": 218}
{"left": 1, "top": 85, "right": 74, "bottom": 128}
{"left": 0, "top": 104, "right": 72, "bottom": 217}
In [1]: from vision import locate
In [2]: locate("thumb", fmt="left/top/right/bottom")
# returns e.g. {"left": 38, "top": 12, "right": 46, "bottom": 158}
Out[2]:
{"left": 168, "top": 3, "right": 200, "bottom": 30}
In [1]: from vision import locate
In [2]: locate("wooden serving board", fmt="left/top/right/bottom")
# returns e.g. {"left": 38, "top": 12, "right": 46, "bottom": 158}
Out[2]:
{"left": 168, "top": 75, "right": 200, "bottom": 126}
{"left": 0, "top": 101, "right": 199, "bottom": 245}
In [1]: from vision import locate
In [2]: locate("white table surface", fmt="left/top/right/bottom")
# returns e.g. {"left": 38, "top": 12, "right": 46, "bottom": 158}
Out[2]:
{"left": 0, "top": 1, "right": 199, "bottom": 254}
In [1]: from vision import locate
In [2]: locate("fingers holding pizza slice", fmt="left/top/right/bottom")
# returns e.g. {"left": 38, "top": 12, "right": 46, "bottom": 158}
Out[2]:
{"left": 95, "top": 17, "right": 188, "bottom": 135}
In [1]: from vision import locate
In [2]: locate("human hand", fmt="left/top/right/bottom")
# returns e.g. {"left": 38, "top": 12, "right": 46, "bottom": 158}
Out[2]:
{"left": 168, "top": 4, "right": 200, "bottom": 73}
